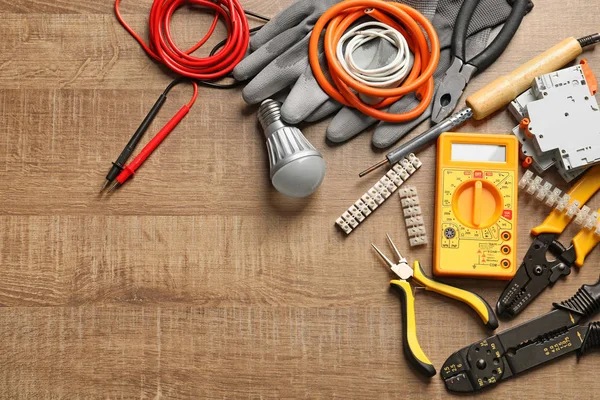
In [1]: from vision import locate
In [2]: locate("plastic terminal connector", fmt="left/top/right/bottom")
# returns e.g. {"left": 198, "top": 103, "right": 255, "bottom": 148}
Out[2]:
{"left": 405, "top": 216, "right": 425, "bottom": 227}
{"left": 526, "top": 176, "right": 543, "bottom": 195}
{"left": 575, "top": 205, "right": 592, "bottom": 226}
{"left": 535, "top": 182, "right": 553, "bottom": 201}
{"left": 546, "top": 188, "right": 563, "bottom": 208}
{"left": 386, "top": 170, "right": 404, "bottom": 186}
{"left": 517, "top": 170, "right": 600, "bottom": 230}
{"left": 583, "top": 211, "right": 599, "bottom": 231}
{"left": 401, "top": 159, "right": 416, "bottom": 174}
{"left": 399, "top": 185, "right": 427, "bottom": 247}
{"left": 355, "top": 200, "right": 372, "bottom": 216}
{"left": 566, "top": 200, "right": 582, "bottom": 220}
{"left": 336, "top": 155, "right": 422, "bottom": 235}
{"left": 336, "top": 217, "right": 353, "bottom": 234}
{"left": 393, "top": 164, "right": 410, "bottom": 180}
{"left": 519, "top": 170, "right": 534, "bottom": 190}
{"left": 556, "top": 194, "right": 571, "bottom": 213}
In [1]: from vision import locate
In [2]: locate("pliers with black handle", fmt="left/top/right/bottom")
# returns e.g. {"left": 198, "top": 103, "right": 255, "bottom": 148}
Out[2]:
{"left": 497, "top": 165, "right": 600, "bottom": 318}
{"left": 431, "top": 0, "right": 530, "bottom": 123}
{"left": 443, "top": 275, "right": 600, "bottom": 392}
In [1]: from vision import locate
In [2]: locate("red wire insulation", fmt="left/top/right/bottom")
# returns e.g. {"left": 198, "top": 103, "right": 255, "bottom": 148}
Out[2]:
{"left": 116, "top": 82, "right": 198, "bottom": 185}
{"left": 114, "top": 0, "right": 250, "bottom": 80}
{"left": 187, "top": 82, "right": 199, "bottom": 107}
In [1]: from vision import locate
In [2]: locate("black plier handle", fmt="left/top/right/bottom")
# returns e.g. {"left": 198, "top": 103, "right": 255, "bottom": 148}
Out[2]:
{"left": 497, "top": 165, "right": 600, "bottom": 318}
{"left": 432, "top": 0, "right": 530, "bottom": 123}
{"left": 452, "top": 0, "right": 529, "bottom": 71}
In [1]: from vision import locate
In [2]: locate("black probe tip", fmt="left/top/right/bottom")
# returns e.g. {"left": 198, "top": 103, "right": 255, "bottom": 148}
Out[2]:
{"left": 107, "top": 181, "right": 121, "bottom": 193}
{"left": 100, "top": 179, "right": 112, "bottom": 193}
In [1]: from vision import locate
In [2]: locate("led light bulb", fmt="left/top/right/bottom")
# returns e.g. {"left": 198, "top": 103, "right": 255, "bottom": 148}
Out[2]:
{"left": 258, "top": 99, "right": 326, "bottom": 198}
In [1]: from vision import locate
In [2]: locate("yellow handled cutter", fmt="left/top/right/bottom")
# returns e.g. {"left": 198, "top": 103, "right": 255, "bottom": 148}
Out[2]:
{"left": 372, "top": 234, "right": 498, "bottom": 377}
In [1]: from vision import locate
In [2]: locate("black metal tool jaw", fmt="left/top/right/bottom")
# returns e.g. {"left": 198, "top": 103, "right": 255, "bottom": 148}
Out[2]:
{"left": 431, "top": 58, "right": 477, "bottom": 124}
{"left": 496, "top": 233, "right": 576, "bottom": 318}
{"left": 444, "top": 276, "right": 600, "bottom": 393}
{"left": 442, "top": 335, "right": 512, "bottom": 392}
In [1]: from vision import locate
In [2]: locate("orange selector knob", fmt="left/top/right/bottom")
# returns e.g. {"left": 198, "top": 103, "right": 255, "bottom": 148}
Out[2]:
{"left": 452, "top": 179, "right": 503, "bottom": 229}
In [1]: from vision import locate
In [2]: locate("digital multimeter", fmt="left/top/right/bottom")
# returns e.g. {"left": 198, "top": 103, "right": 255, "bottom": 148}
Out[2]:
{"left": 434, "top": 132, "right": 519, "bottom": 280}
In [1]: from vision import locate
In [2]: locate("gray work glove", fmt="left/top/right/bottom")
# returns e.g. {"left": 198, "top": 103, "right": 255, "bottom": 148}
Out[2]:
{"left": 233, "top": 0, "right": 515, "bottom": 148}
{"left": 233, "top": 0, "right": 438, "bottom": 124}
{"left": 328, "top": 0, "right": 516, "bottom": 148}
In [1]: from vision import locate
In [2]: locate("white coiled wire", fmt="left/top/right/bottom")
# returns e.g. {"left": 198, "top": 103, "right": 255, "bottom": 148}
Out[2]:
{"left": 336, "top": 21, "right": 411, "bottom": 89}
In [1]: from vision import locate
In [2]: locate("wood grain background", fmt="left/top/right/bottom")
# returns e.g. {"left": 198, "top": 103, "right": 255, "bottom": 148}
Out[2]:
{"left": 1, "top": 0, "right": 599, "bottom": 398}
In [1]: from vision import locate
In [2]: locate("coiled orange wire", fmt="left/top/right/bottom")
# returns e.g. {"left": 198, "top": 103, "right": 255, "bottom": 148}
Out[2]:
{"left": 309, "top": 0, "right": 440, "bottom": 122}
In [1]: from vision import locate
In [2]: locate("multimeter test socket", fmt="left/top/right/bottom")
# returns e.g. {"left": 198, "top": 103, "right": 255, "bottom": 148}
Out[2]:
{"left": 434, "top": 132, "right": 519, "bottom": 280}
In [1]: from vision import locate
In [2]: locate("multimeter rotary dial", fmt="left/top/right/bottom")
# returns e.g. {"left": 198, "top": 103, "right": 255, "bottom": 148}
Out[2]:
{"left": 451, "top": 179, "right": 503, "bottom": 230}
{"left": 444, "top": 227, "right": 457, "bottom": 239}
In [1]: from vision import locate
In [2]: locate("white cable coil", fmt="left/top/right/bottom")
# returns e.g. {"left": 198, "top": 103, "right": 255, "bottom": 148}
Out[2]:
{"left": 336, "top": 21, "right": 411, "bottom": 89}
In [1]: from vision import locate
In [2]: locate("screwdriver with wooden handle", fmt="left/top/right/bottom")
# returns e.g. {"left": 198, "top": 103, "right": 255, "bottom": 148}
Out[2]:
{"left": 359, "top": 33, "right": 600, "bottom": 177}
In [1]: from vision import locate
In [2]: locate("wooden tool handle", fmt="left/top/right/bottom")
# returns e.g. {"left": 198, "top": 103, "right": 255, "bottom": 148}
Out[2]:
{"left": 467, "top": 37, "right": 583, "bottom": 120}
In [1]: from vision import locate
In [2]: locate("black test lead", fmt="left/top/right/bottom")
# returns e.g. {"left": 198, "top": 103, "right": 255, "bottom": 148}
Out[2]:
{"left": 100, "top": 78, "right": 187, "bottom": 192}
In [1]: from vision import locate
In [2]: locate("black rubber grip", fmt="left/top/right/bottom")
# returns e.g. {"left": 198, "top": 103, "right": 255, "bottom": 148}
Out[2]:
{"left": 468, "top": 0, "right": 529, "bottom": 71}
{"left": 554, "top": 276, "right": 600, "bottom": 318}
{"left": 580, "top": 322, "right": 600, "bottom": 356}
{"left": 451, "top": 0, "right": 479, "bottom": 61}
{"left": 121, "top": 93, "right": 167, "bottom": 161}
{"left": 390, "top": 283, "right": 437, "bottom": 378}
{"left": 106, "top": 93, "right": 167, "bottom": 183}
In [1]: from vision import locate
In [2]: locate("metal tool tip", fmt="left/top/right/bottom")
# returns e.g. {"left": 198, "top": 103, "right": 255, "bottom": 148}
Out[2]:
{"left": 359, "top": 159, "right": 388, "bottom": 177}
{"left": 578, "top": 33, "right": 600, "bottom": 48}
{"left": 107, "top": 181, "right": 120, "bottom": 193}
{"left": 100, "top": 180, "right": 111, "bottom": 193}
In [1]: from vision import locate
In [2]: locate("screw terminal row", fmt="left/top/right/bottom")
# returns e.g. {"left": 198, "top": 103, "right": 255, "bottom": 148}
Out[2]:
{"left": 399, "top": 185, "right": 428, "bottom": 247}
{"left": 336, "top": 154, "right": 422, "bottom": 234}
{"left": 519, "top": 170, "right": 600, "bottom": 236}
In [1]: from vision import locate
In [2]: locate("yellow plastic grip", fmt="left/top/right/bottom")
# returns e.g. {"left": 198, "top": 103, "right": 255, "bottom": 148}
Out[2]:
{"left": 389, "top": 279, "right": 436, "bottom": 377}
{"left": 572, "top": 208, "right": 600, "bottom": 267}
{"left": 411, "top": 261, "right": 498, "bottom": 330}
{"left": 532, "top": 165, "right": 600, "bottom": 237}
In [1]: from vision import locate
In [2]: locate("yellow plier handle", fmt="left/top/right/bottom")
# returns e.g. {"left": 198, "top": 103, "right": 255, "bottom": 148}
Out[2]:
{"left": 532, "top": 165, "right": 600, "bottom": 266}
{"left": 410, "top": 261, "right": 499, "bottom": 330}
{"left": 390, "top": 262, "right": 499, "bottom": 377}
{"left": 389, "top": 279, "right": 436, "bottom": 377}
{"left": 572, "top": 208, "right": 600, "bottom": 267}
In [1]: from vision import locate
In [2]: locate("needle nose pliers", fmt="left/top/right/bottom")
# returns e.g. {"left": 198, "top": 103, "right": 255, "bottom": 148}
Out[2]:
{"left": 372, "top": 234, "right": 498, "bottom": 377}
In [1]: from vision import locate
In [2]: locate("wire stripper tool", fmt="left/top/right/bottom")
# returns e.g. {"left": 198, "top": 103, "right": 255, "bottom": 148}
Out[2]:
{"left": 372, "top": 234, "right": 498, "bottom": 377}
{"left": 443, "top": 275, "right": 600, "bottom": 392}
{"left": 497, "top": 165, "right": 600, "bottom": 318}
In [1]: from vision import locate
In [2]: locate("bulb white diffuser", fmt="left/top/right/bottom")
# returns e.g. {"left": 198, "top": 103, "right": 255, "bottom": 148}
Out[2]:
{"left": 258, "top": 99, "right": 326, "bottom": 198}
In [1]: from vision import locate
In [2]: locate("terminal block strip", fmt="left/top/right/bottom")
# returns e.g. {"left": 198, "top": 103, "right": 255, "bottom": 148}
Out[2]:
{"left": 519, "top": 170, "right": 600, "bottom": 236}
{"left": 336, "top": 154, "right": 422, "bottom": 235}
{"left": 398, "top": 186, "right": 428, "bottom": 246}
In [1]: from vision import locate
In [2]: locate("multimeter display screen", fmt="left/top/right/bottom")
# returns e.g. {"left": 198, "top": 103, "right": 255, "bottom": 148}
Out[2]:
{"left": 451, "top": 143, "right": 506, "bottom": 163}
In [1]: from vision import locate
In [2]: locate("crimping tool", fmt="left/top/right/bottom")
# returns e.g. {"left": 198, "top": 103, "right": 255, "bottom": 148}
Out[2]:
{"left": 372, "top": 234, "right": 498, "bottom": 377}
{"left": 442, "top": 275, "right": 600, "bottom": 392}
{"left": 496, "top": 165, "right": 600, "bottom": 318}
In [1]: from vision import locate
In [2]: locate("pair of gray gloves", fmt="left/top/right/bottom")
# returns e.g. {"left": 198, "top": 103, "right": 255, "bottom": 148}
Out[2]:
{"left": 233, "top": 0, "right": 516, "bottom": 148}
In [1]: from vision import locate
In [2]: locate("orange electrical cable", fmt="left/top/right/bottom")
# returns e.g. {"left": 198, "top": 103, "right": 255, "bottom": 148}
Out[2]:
{"left": 309, "top": 0, "right": 440, "bottom": 123}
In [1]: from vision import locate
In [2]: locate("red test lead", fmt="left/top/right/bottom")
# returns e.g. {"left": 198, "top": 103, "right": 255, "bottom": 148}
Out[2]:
{"left": 108, "top": 81, "right": 198, "bottom": 192}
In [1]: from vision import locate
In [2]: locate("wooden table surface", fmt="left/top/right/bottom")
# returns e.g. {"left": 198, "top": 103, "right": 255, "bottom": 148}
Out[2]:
{"left": 1, "top": 0, "right": 599, "bottom": 398}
